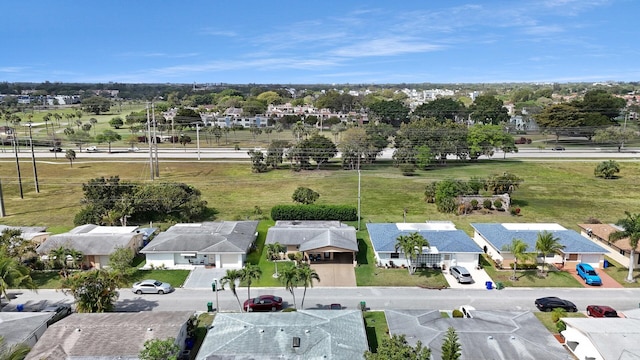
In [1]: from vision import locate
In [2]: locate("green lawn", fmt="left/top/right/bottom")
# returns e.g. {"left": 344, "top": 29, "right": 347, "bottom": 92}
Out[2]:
{"left": 534, "top": 311, "right": 586, "bottom": 333}
{"left": 602, "top": 256, "right": 640, "bottom": 287}
{"left": 481, "top": 255, "right": 583, "bottom": 288}
{"left": 190, "top": 312, "right": 215, "bottom": 360}
{"left": 363, "top": 311, "right": 388, "bottom": 353}
{"left": 125, "top": 269, "right": 190, "bottom": 287}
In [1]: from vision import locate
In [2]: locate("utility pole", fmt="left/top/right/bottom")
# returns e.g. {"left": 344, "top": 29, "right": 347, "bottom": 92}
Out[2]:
{"left": 0, "top": 179, "right": 6, "bottom": 217}
{"left": 28, "top": 123, "right": 40, "bottom": 193}
{"left": 196, "top": 123, "right": 201, "bottom": 160}
{"left": 146, "top": 103, "right": 154, "bottom": 181}
{"left": 621, "top": 111, "right": 629, "bottom": 150}
{"left": 12, "top": 134, "right": 23, "bottom": 199}
{"left": 357, "top": 155, "right": 361, "bottom": 231}
{"left": 152, "top": 103, "right": 159, "bottom": 177}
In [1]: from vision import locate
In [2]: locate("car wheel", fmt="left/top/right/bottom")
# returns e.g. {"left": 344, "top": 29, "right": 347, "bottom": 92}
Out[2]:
{"left": 457, "top": 277, "right": 460, "bottom": 283}
{"left": 136, "top": 290, "right": 142, "bottom": 295}
{"left": 587, "top": 309, "right": 592, "bottom": 316}
{"left": 544, "top": 307, "right": 551, "bottom": 312}
{"left": 247, "top": 307, "right": 253, "bottom": 312}
{"left": 158, "top": 290, "right": 164, "bottom": 295}
{"left": 271, "top": 306, "right": 276, "bottom": 312}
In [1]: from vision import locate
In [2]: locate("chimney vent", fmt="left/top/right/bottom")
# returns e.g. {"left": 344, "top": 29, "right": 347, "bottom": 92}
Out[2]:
{"left": 292, "top": 337, "right": 301, "bottom": 348}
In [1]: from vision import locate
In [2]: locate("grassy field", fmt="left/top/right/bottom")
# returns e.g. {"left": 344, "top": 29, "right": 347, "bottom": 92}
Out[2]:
{"left": 363, "top": 311, "right": 388, "bottom": 353}
{"left": 602, "top": 256, "right": 640, "bottom": 287}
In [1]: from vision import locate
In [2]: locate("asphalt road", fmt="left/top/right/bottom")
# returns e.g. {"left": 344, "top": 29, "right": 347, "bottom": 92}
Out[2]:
{"left": 4, "top": 286, "right": 640, "bottom": 314}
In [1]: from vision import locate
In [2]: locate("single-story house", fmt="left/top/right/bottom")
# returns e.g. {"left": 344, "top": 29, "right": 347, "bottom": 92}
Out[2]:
{"left": 265, "top": 221, "right": 358, "bottom": 264}
{"left": 471, "top": 223, "right": 607, "bottom": 269}
{"left": 140, "top": 221, "right": 259, "bottom": 268}
{"left": 36, "top": 224, "right": 143, "bottom": 269}
{"left": 25, "top": 311, "right": 193, "bottom": 360}
{"left": 578, "top": 223, "right": 640, "bottom": 266}
{"left": 561, "top": 309, "right": 640, "bottom": 360}
{"left": 385, "top": 309, "right": 569, "bottom": 360}
{"left": 0, "top": 224, "right": 49, "bottom": 246}
{"left": 195, "top": 310, "right": 368, "bottom": 360}
{"left": 366, "top": 222, "right": 483, "bottom": 270}
{"left": 0, "top": 312, "right": 51, "bottom": 352}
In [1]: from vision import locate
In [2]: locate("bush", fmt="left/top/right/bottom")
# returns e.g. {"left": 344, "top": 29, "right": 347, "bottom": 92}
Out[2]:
{"left": 509, "top": 207, "right": 521, "bottom": 216}
{"left": 452, "top": 309, "right": 464, "bottom": 318}
{"left": 271, "top": 204, "right": 357, "bottom": 221}
{"left": 493, "top": 199, "right": 503, "bottom": 209}
{"left": 483, "top": 199, "right": 493, "bottom": 209}
{"left": 470, "top": 199, "right": 478, "bottom": 209}
{"left": 556, "top": 320, "right": 566, "bottom": 332}
{"left": 509, "top": 263, "right": 538, "bottom": 270}
{"left": 400, "top": 163, "right": 416, "bottom": 176}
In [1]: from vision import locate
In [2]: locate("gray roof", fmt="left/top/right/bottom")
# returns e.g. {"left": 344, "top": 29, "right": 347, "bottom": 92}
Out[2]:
{"left": 562, "top": 317, "right": 640, "bottom": 360}
{"left": 140, "top": 221, "right": 259, "bottom": 254}
{"left": 385, "top": 309, "right": 570, "bottom": 360}
{"left": 0, "top": 225, "right": 48, "bottom": 240}
{"left": 366, "top": 223, "right": 482, "bottom": 253}
{"left": 196, "top": 310, "right": 368, "bottom": 360}
{"left": 25, "top": 311, "right": 193, "bottom": 360}
{"left": 0, "top": 312, "right": 51, "bottom": 351}
{"left": 471, "top": 223, "right": 607, "bottom": 254}
{"left": 36, "top": 233, "right": 138, "bottom": 256}
{"left": 265, "top": 221, "right": 358, "bottom": 252}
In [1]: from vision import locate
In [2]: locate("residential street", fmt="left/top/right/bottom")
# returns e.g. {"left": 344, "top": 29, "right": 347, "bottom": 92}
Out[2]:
{"left": 4, "top": 286, "right": 640, "bottom": 314}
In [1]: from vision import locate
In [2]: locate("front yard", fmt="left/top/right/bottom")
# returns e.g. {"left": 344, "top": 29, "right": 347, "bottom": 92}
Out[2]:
{"left": 601, "top": 256, "right": 640, "bottom": 287}
{"left": 480, "top": 255, "right": 583, "bottom": 288}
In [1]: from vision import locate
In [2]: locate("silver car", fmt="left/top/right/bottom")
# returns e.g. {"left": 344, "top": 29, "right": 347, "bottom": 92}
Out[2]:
{"left": 132, "top": 279, "right": 174, "bottom": 294}
{"left": 450, "top": 266, "right": 474, "bottom": 284}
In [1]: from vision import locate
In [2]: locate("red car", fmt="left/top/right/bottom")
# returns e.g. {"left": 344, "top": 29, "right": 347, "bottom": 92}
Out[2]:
{"left": 243, "top": 295, "right": 283, "bottom": 312}
{"left": 586, "top": 305, "right": 618, "bottom": 318}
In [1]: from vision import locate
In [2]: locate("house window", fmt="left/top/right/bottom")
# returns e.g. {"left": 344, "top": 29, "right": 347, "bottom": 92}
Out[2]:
{"left": 391, "top": 253, "right": 400, "bottom": 259}
{"left": 567, "top": 254, "right": 579, "bottom": 261}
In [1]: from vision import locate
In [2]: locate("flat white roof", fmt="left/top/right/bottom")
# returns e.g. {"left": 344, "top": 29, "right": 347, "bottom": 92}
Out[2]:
{"left": 87, "top": 226, "right": 138, "bottom": 234}
{"left": 501, "top": 223, "right": 566, "bottom": 231}
{"left": 397, "top": 221, "right": 457, "bottom": 231}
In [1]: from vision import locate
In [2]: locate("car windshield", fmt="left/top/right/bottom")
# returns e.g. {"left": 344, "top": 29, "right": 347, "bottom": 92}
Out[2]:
{"left": 604, "top": 311, "right": 617, "bottom": 317}
{"left": 153, "top": 281, "right": 163, "bottom": 286}
{"left": 586, "top": 270, "right": 597, "bottom": 275}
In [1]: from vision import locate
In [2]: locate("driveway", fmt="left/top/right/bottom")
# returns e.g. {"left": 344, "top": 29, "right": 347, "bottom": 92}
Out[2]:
{"left": 182, "top": 267, "right": 229, "bottom": 289}
{"left": 444, "top": 266, "right": 495, "bottom": 290}
{"left": 565, "top": 267, "right": 622, "bottom": 288}
{"left": 310, "top": 263, "right": 357, "bottom": 287}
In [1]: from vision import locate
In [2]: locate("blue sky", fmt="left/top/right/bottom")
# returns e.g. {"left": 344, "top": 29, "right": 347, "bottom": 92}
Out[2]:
{"left": 1, "top": 0, "right": 638, "bottom": 84}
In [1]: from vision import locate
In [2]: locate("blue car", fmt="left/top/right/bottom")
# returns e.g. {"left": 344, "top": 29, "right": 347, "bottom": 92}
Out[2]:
{"left": 576, "top": 263, "right": 602, "bottom": 286}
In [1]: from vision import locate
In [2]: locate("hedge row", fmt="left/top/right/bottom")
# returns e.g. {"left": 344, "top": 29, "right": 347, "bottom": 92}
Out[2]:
{"left": 271, "top": 205, "right": 357, "bottom": 221}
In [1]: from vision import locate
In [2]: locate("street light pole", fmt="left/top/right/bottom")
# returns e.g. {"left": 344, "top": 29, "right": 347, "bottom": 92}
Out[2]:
{"left": 196, "top": 123, "right": 201, "bottom": 161}
{"left": 213, "top": 278, "right": 219, "bottom": 312}
{"left": 28, "top": 123, "right": 39, "bottom": 193}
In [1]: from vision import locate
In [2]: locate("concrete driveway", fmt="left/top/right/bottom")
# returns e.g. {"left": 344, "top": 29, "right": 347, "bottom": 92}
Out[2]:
{"left": 444, "top": 266, "right": 495, "bottom": 290}
{"left": 565, "top": 267, "right": 623, "bottom": 288}
{"left": 310, "top": 263, "right": 357, "bottom": 287}
{"left": 182, "top": 267, "right": 229, "bottom": 289}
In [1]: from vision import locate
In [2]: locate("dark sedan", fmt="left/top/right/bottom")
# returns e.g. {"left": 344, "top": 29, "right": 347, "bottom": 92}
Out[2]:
{"left": 586, "top": 305, "right": 618, "bottom": 318}
{"left": 535, "top": 296, "right": 577, "bottom": 312}
{"left": 243, "top": 295, "right": 283, "bottom": 312}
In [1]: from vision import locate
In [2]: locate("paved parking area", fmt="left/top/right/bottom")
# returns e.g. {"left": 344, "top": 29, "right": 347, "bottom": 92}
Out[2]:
{"left": 565, "top": 267, "right": 623, "bottom": 288}
{"left": 182, "top": 267, "right": 228, "bottom": 289}
{"left": 444, "top": 266, "right": 495, "bottom": 290}
{"left": 310, "top": 263, "right": 357, "bottom": 287}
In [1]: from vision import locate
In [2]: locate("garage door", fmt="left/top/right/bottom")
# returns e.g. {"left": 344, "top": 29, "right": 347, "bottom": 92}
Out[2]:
{"left": 581, "top": 254, "right": 601, "bottom": 268}
{"left": 220, "top": 254, "right": 240, "bottom": 268}
{"left": 454, "top": 253, "right": 478, "bottom": 268}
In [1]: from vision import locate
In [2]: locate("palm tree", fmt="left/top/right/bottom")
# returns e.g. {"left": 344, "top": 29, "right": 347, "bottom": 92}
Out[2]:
{"left": 241, "top": 264, "right": 262, "bottom": 311}
{"left": 265, "top": 242, "right": 286, "bottom": 278}
{"left": 395, "top": 232, "right": 429, "bottom": 275}
{"left": 0, "top": 255, "right": 37, "bottom": 300}
{"left": 0, "top": 335, "right": 30, "bottom": 360}
{"left": 610, "top": 211, "right": 640, "bottom": 283}
{"left": 551, "top": 307, "right": 567, "bottom": 323}
{"left": 89, "top": 118, "right": 98, "bottom": 135}
{"left": 220, "top": 269, "right": 243, "bottom": 311}
{"left": 535, "top": 231, "right": 565, "bottom": 274}
{"left": 279, "top": 264, "right": 300, "bottom": 309}
{"left": 298, "top": 263, "right": 320, "bottom": 309}
{"left": 502, "top": 238, "right": 534, "bottom": 281}
{"left": 65, "top": 149, "right": 76, "bottom": 168}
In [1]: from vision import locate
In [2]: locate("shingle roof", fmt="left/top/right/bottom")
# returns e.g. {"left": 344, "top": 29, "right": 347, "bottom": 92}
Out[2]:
{"left": 196, "top": 310, "right": 368, "bottom": 360}
{"left": 366, "top": 223, "right": 482, "bottom": 253}
{"left": 265, "top": 221, "right": 358, "bottom": 252}
{"left": 36, "top": 234, "right": 138, "bottom": 255}
{"left": 385, "top": 309, "right": 569, "bottom": 360}
{"left": 25, "top": 311, "right": 192, "bottom": 360}
{"left": 0, "top": 312, "right": 51, "bottom": 351}
{"left": 471, "top": 223, "right": 607, "bottom": 254}
{"left": 140, "top": 221, "right": 259, "bottom": 254}
{"left": 0, "top": 225, "right": 48, "bottom": 240}
{"left": 577, "top": 223, "right": 640, "bottom": 252}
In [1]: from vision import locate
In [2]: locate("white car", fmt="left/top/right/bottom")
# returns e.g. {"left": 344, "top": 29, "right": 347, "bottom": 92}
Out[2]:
{"left": 132, "top": 279, "right": 174, "bottom": 294}
{"left": 128, "top": 147, "right": 140, "bottom": 152}
{"left": 86, "top": 146, "right": 98, "bottom": 152}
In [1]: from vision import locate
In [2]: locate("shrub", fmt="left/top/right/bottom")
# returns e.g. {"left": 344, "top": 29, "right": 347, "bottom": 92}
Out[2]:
{"left": 483, "top": 199, "right": 493, "bottom": 209}
{"left": 556, "top": 320, "right": 566, "bottom": 332}
{"left": 509, "top": 263, "right": 537, "bottom": 270}
{"left": 510, "top": 207, "right": 521, "bottom": 216}
{"left": 452, "top": 309, "right": 464, "bottom": 318}
{"left": 470, "top": 199, "right": 478, "bottom": 209}
{"left": 271, "top": 204, "right": 357, "bottom": 221}
{"left": 400, "top": 163, "right": 416, "bottom": 176}
{"left": 493, "top": 199, "right": 503, "bottom": 209}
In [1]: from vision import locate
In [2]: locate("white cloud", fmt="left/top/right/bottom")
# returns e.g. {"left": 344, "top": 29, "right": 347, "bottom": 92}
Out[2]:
{"left": 331, "top": 38, "right": 443, "bottom": 58}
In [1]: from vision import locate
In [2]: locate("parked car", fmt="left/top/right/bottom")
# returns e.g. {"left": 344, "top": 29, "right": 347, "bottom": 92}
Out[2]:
{"left": 329, "top": 303, "right": 342, "bottom": 310}
{"left": 86, "top": 146, "right": 98, "bottom": 152}
{"left": 132, "top": 279, "right": 174, "bottom": 294}
{"left": 41, "top": 304, "right": 72, "bottom": 325}
{"left": 586, "top": 305, "right": 618, "bottom": 317}
{"left": 243, "top": 295, "right": 283, "bottom": 312}
{"left": 128, "top": 147, "right": 140, "bottom": 152}
{"left": 535, "top": 297, "right": 578, "bottom": 312}
{"left": 576, "top": 263, "right": 602, "bottom": 286}
{"left": 551, "top": 146, "right": 565, "bottom": 151}
{"left": 49, "top": 146, "right": 62, "bottom": 152}
{"left": 450, "top": 266, "right": 473, "bottom": 284}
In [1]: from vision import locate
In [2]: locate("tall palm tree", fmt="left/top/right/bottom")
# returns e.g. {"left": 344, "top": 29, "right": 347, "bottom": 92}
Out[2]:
{"left": 502, "top": 238, "right": 534, "bottom": 281}
{"left": 241, "top": 264, "right": 262, "bottom": 311}
{"left": 535, "top": 231, "right": 565, "bottom": 274}
{"left": 220, "top": 269, "right": 244, "bottom": 311}
{"left": 610, "top": 211, "right": 640, "bottom": 283}
{"left": 279, "top": 264, "right": 300, "bottom": 309}
{"left": 298, "top": 263, "right": 320, "bottom": 309}
{"left": 0, "top": 255, "right": 37, "bottom": 300}
{"left": 265, "top": 242, "right": 286, "bottom": 278}
{"left": 395, "top": 232, "right": 429, "bottom": 275}
{"left": 0, "top": 335, "right": 30, "bottom": 360}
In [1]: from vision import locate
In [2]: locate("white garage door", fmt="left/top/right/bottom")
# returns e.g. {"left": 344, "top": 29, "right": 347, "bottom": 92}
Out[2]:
{"left": 221, "top": 254, "right": 240, "bottom": 268}
{"left": 581, "top": 254, "right": 602, "bottom": 268}
{"left": 454, "top": 253, "right": 478, "bottom": 268}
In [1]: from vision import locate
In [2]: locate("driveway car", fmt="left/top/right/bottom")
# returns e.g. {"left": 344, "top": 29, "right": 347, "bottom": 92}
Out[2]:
{"left": 586, "top": 305, "right": 618, "bottom": 317}
{"left": 449, "top": 266, "right": 473, "bottom": 284}
{"left": 132, "top": 279, "right": 174, "bottom": 294}
{"left": 576, "top": 263, "right": 602, "bottom": 286}
{"left": 41, "top": 304, "right": 72, "bottom": 325}
{"left": 243, "top": 295, "right": 283, "bottom": 312}
{"left": 535, "top": 297, "right": 578, "bottom": 312}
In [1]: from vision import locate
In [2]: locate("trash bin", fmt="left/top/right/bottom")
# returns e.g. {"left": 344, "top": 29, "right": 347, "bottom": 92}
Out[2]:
{"left": 211, "top": 282, "right": 217, "bottom": 292}
{"left": 496, "top": 282, "right": 504, "bottom": 290}
{"left": 207, "top": 302, "right": 213, "bottom": 312}
{"left": 359, "top": 301, "right": 366, "bottom": 311}
{"left": 16, "top": 304, "right": 24, "bottom": 312}
{"left": 485, "top": 281, "right": 493, "bottom": 290}
{"left": 603, "top": 260, "right": 609, "bottom": 268}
